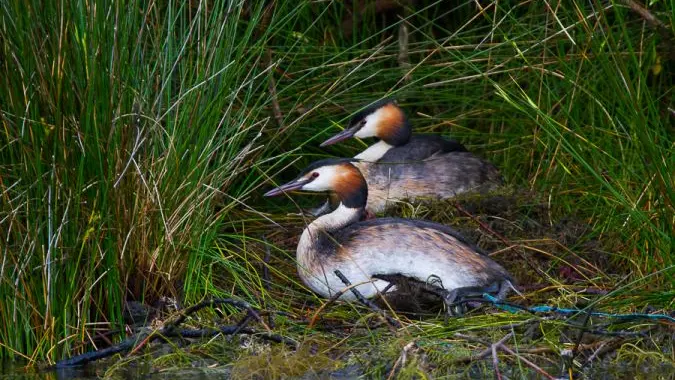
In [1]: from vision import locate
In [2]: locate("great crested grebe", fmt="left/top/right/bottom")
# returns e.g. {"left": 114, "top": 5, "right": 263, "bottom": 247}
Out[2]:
{"left": 264, "top": 158, "right": 514, "bottom": 312}
{"left": 314, "top": 99, "right": 504, "bottom": 215}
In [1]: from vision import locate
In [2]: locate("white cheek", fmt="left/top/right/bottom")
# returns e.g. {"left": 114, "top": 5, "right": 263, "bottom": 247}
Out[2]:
{"left": 354, "top": 114, "right": 380, "bottom": 138}
{"left": 302, "top": 176, "right": 332, "bottom": 191}
{"left": 300, "top": 166, "right": 339, "bottom": 191}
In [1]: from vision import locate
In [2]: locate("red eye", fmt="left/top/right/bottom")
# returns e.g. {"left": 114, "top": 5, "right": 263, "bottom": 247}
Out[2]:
{"left": 311, "top": 172, "right": 319, "bottom": 178}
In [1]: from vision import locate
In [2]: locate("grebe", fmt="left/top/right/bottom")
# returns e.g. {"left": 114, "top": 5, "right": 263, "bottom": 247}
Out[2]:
{"left": 315, "top": 99, "right": 503, "bottom": 215}
{"left": 264, "top": 158, "right": 514, "bottom": 312}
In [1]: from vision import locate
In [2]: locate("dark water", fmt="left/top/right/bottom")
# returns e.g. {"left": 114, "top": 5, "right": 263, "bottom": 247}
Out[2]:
{"left": 1, "top": 362, "right": 231, "bottom": 380}
{"left": 3, "top": 358, "right": 674, "bottom": 379}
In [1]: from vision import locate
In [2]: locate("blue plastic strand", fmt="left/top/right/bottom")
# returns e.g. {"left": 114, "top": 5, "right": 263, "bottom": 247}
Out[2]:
{"left": 481, "top": 293, "right": 675, "bottom": 323}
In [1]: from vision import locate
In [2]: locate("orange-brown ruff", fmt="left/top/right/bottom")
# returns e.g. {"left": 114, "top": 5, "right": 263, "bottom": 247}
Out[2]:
{"left": 331, "top": 163, "right": 364, "bottom": 201}
{"left": 266, "top": 159, "right": 514, "bottom": 307}
{"left": 376, "top": 102, "right": 406, "bottom": 137}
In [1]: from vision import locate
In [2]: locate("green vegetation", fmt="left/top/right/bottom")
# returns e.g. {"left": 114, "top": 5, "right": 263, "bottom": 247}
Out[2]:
{"left": 1, "top": 0, "right": 673, "bottom": 376}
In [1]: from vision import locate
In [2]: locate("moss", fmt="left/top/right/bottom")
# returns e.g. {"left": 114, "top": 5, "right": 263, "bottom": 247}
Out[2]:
{"left": 230, "top": 340, "right": 337, "bottom": 379}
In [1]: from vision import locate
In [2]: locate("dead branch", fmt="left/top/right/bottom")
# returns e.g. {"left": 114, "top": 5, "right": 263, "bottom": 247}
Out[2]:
{"left": 334, "top": 270, "right": 402, "bottom": 329}
{"left": 53, "top": 298, "right": 291, "bottom": 368}
{"left": 619, "top": 0, "right": 667, "bottom": 30}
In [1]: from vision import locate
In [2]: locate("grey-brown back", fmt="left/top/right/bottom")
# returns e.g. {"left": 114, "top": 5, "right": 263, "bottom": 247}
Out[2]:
{"left": 360, "top": 151, "right": 503, "bottom": 212}
{"left": 379, "top": 135, "right": 468, "bottom": 162}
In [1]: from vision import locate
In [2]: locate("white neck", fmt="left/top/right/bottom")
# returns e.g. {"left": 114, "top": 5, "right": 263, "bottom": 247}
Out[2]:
{"left": 308, "top": 203, "right": 361, "bottom": 232}
{"left": 354, "top": 140, "right": 393, "bottom": 162}
{"left": 297, "top": 203, "right": 361, "bottom": 273}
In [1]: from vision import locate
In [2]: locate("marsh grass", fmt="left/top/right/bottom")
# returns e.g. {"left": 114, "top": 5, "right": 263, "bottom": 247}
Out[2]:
{"left": 1, "top": 0, "right": 673, "bottom": 375}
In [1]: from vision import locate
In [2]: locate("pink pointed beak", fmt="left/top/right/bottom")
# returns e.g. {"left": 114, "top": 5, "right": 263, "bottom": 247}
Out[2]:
{"left": 320, "top": 124, "right": 361, "bottom": 147}
{"left": 263, "top": 178, "right": 311, "bottom": 197}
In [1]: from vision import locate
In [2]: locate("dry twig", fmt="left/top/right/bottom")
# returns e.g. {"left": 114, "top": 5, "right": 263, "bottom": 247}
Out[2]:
{"left": 454, "top": 202, "right": 550, "bottom": 281}
{"left": 54, "top": 298, "right": 291, "bottom": 368}
{"left": 334, "top": 270, "right": 402, "bottom": 329}
{"left": 497, "top": 343, "right": 556, "bottom": 380}
{"left": 261, "top": 235, "right": 275, "bottom": 328}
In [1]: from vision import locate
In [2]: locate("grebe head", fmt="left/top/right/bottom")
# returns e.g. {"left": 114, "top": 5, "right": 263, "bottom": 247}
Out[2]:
{"left": 264, "top": 158, "right": 367, "bottom": 208}
{"left": 320, "top": 99, "right": 411, "bottom": 147}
